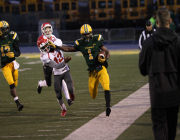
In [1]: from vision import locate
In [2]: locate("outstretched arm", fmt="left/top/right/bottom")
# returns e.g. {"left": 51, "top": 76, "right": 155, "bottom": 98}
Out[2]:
{"left": 100, "top": 45, "right": 110, "bottom": 60}
{"left": 48, "top": 41, "right": 77, "bottom": 52}
{"left": 56, "top": 44, "right": 78, "bottom": 52}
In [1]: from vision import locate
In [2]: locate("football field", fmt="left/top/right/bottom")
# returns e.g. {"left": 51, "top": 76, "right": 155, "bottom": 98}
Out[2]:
{"left": 0, "top": 50, "right": 180, "bottom": 140}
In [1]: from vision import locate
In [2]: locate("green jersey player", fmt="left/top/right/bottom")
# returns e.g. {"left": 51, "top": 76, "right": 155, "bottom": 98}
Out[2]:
{"left": 0, "top": 20, "right": 23, "bottom": 111}
{"left": 55, "top": 24, "right": 111, "bottom": 116}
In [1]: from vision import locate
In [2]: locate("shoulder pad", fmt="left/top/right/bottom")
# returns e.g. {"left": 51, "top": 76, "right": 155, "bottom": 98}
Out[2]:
{"left": 9, "top": 31, "right": 19, "bottom": 40}
{"left": 54, "top": 38, "right": 62, "bottom": 46}
{"left": 93, "top": 34, "right": 102, "bottom": 41}
{"left": 75, "top": 39, "right": 81, "bottom": 46}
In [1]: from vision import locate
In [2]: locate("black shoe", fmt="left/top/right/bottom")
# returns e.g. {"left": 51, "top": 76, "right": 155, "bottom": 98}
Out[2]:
{"left": 106, "top": 107, "right": 111, "bottom": 117}
{"left": 67, "top": 99, "right": 73, "bottom": 106}
{"left": 17, "top": 104, "right": 24, "bottom": 111}
{"left": 37, "top": 80, "right": 42, "bottom": 94}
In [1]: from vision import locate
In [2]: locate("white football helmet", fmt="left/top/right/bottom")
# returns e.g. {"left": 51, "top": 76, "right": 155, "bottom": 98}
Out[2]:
{"left": 37, "top": 35, "right": 51, "bottom": 52}
{"left": 41, "top": 22, "right": 53, "bottom": 38}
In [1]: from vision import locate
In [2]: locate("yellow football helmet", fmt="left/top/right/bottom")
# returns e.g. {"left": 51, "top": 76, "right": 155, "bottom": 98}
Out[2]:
{"left": 80, "top": 24, "right": 93, "bottom": 41}
{"left": 80, "top": 24, "right": 92, "bottom": 35}
{"left": 0, "top": 20, "right": 10, "bottom": 37}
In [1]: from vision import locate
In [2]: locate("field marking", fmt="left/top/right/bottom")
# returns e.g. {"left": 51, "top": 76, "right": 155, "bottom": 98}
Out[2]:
{"left": 0, "top": 134, "right": 61, "bottom": 138}
{"left": 37, "top": 130, "right": 56, "bottom": 131}
{"left": 23, "top": 61, "right": 42, "bottom": 64}
{"left": 63, "top": 83, "right": 150, "bottom": 140}
{"left": 0, "top": 68, "right": 31, "bottom": 72}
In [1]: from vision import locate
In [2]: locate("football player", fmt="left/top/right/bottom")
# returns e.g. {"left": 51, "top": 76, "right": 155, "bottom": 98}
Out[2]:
{"left": 37, "top": 22, "right": 74, "bottom": 106}
{"left": 55, "top": 24, "right": 111, "bottom": 117}
{"left": 0, "top": 20, "right": 23, "bottom": 111}
{"left": 37, "top": 35, "right": 75, "bottom": 116}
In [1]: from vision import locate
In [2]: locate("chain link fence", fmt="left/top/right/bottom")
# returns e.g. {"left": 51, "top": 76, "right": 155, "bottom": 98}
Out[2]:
{"left": 17, "top": 28, "right": 140, "bottom": 45}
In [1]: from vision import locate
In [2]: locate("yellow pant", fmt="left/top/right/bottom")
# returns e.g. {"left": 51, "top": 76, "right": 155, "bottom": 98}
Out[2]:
{"left": 88, "top": 66, "right": 110, "bottom": 99}
{"left": 1, "top": 62, "right": 18, "bottom": 87}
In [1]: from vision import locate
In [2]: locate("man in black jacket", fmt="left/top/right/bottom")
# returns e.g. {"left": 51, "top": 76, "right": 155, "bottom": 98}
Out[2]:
{"left": 139, "top": 8, "right": 180, "bottom": 140}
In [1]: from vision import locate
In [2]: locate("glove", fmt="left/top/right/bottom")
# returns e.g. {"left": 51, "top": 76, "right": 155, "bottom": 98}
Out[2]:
{"left": 98, "top": 56, "right": 106, "bottom": 63}
{"left": 6, "top": 52, "right": 14, "bottom": 58}
{"left": 48, "top": 40, "right": 56, "bottom": 49}
{"left": 64, "top": 56, "right": 72, "bottom": 63}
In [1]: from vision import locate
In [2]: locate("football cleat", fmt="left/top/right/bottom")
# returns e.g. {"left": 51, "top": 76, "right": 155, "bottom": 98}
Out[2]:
{"left": 67, "top": 99, "right": 73, "bottom": 106}
{"left": 17, "top": 104, "right": 24, "bottom": 112}
{"left": 37, "top": 80, "right": 42, "bottom": 94}
{"left": 70, "top": 93, "right": 75, "bottom": 101}
{"left": 61, "top": 110, "right": 67, "bottom": 116}
{"left": 106, "top": 107, "right": 111, "bottom": 117}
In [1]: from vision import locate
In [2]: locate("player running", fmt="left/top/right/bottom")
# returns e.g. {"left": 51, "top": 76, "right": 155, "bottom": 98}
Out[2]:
{"left": 0, "top": 20, "right": 23, "bottom": 111}
{"left": 55, "top": 24, "right": 111, "bottom": 117}
{"left": 37, "top": 35, "right": 75, "bottom": 116}
{"left": 37, "top": 22, "right": 74, "bottom": 106}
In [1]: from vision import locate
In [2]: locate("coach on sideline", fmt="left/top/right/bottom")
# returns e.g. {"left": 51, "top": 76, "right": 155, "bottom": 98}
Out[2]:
{"left": 139, "top": 8, "right": 180, "bottom": 140}
{"left": 138, "top": 20, "right": 156, "bottom": 50}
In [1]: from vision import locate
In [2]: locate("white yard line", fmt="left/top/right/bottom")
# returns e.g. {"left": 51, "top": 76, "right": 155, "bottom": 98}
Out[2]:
{"left": 63, "top": 83, "right": 150, "bottom": 140}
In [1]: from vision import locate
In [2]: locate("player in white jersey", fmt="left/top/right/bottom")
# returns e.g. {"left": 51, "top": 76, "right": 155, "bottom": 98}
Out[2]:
{"left": 37, "top": 22, "right": 75, "bottom": 106}
{"left": 37, "top": 35, "right": 75, "bottom": 116}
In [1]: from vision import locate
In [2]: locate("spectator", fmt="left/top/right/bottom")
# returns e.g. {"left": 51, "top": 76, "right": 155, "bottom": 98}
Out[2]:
{"left": 139, "top": 8, "right": 180, "bottom": 140}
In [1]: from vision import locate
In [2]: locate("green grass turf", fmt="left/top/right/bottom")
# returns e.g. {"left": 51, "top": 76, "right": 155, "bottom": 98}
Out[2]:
{"left": 0, "top": 52, "right": 179, "bottom": 140}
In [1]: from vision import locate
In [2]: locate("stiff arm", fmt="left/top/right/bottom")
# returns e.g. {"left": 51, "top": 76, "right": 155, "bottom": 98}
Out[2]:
{"left": 56, "top": 44, "right": 78, "bottom": 52}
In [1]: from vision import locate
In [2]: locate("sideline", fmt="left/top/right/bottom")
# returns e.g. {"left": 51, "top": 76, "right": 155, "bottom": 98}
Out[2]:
{"left": 63, "top": 83, "right": 150, "bottom": 140}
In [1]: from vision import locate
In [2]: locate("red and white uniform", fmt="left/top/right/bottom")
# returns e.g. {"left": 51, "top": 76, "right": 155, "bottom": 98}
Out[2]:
{"left": 40, "top": 35, "right": 69, "bottom": 75}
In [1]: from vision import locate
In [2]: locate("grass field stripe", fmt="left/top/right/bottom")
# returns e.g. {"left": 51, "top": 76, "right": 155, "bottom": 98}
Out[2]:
{"left": 63, "top": 83, "right": 150, "bottom": 140}
{"left": 1, "top": 134, "right": 61, "bottom": 138}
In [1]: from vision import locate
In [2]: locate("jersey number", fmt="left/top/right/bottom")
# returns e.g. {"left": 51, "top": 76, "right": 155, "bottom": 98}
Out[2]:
{"left": 54, "top": 52, "right": 63, "bottom": 63}
{"left": 88, "top": 49, "right": 93, "bottom": 60}
{"left": 1, "top": 46, "right": 10, "bottom": 56}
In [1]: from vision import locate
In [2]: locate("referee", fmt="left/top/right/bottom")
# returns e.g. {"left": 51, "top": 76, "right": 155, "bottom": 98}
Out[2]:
{"left": 139, "top": 20, "right": 156, "bottom": 50}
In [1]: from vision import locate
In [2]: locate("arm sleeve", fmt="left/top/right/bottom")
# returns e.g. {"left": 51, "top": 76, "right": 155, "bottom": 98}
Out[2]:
{"left": 139, "top": 41, "right": 148, "bottom": 76}
{"left": 46, "top": 60, "right": 66, "bottom": 69}
{"left": 74, "top": 40, "right": 80, "bottom": 51}
{"left": 13, "top": 40, "right": 21, "bottom": 57}
{"left": 98, "top": 34, "right": 104, "bottom": 48}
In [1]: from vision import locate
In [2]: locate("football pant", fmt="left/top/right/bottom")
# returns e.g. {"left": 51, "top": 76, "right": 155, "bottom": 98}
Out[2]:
{"left": 88, "top": 66, "right": 110, "bottom": 99}
{"left": 1, "top": 62, "right": 18, "bottom": 87}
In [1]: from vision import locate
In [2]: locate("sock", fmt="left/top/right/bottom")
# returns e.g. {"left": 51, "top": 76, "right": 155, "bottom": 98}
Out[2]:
{"left": 14, "top": 97, "right": 20, "bottom": 105}
{"left": 57, "top": 99, "right": 67, "bottom": 110}
{"left": 62, "top": 80, "right": 70, "bottom": 101}
{"left": 39, "top": 80, "right": 47, "bottom": 87}
{"left": 105, "top": 90, "right": 111, "bottom": 108}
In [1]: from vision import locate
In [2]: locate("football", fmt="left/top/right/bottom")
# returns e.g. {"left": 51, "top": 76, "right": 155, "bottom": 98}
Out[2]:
{"left": 98, "top": 51, "right": 106, "bottom": 59}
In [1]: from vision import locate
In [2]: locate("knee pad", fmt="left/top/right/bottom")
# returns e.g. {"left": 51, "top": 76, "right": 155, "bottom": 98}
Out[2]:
{"left": 10, "top": 84, "right": 15, "bottom": 89}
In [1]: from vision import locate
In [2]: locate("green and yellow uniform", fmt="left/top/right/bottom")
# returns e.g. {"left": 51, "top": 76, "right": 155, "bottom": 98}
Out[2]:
{"left": 0, "top": 31, "right": 19, "bottom": 86}
{"left": 74, "top": 34, "right": 110, "bottom": 99}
